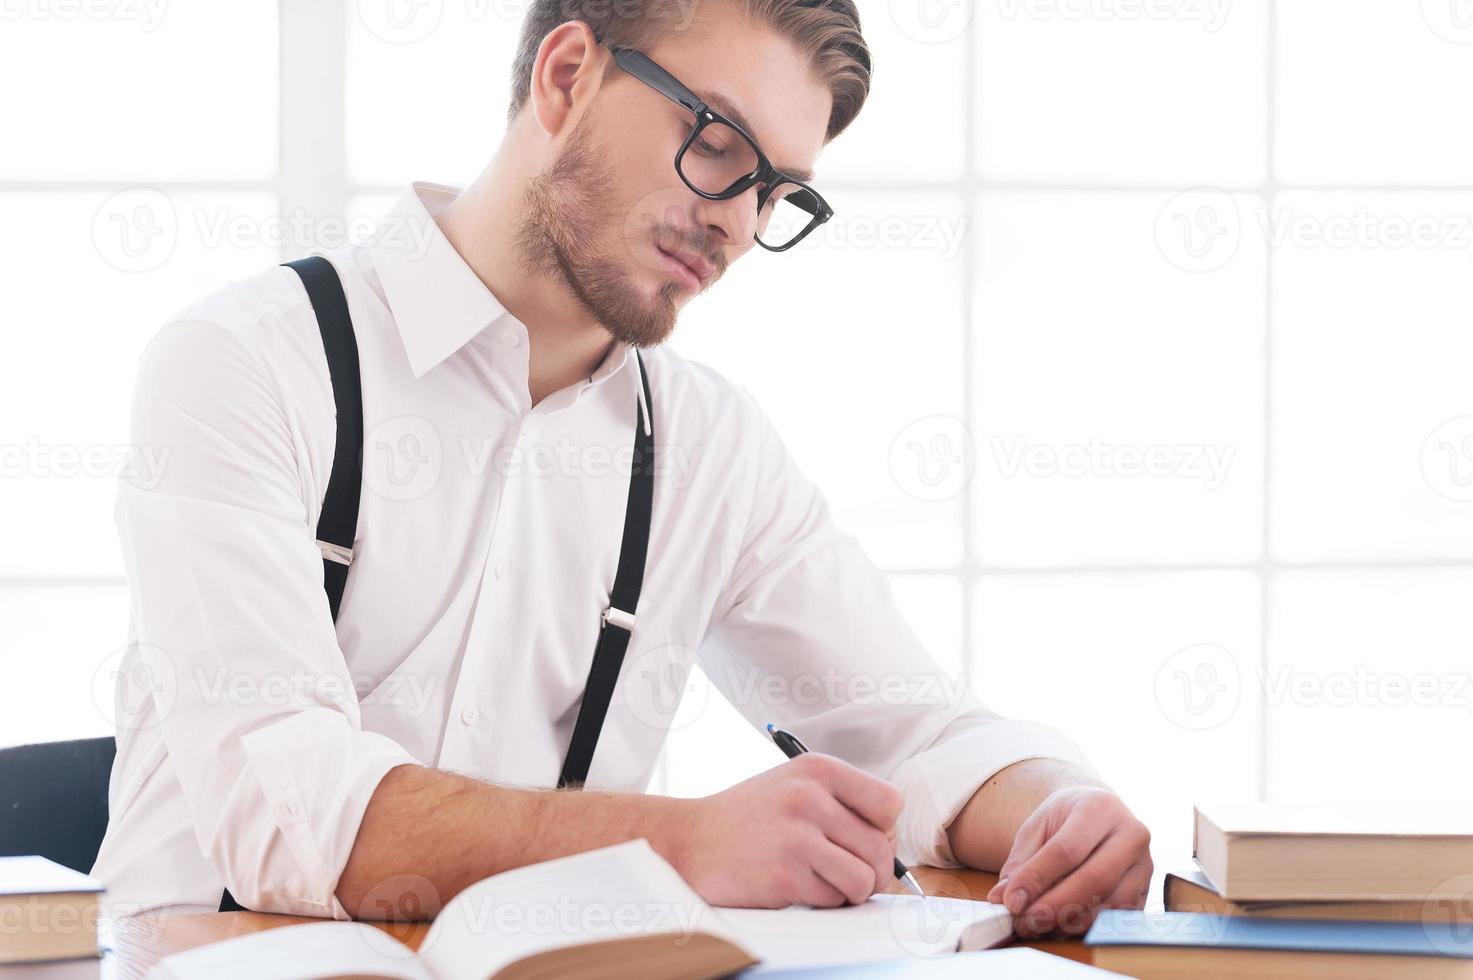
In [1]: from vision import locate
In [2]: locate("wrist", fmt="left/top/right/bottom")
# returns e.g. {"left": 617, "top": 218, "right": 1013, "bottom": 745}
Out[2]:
{"left": 642, "top": 792, "right": 702, "bottom": 876}
{"left": 947, "top": 758, "right": 1108, "bottom": 870}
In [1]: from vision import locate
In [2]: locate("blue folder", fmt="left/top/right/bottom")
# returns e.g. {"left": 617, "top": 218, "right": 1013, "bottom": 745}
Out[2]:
{"left": 1087, "top": 909, "right": 1473, "bottom": 959}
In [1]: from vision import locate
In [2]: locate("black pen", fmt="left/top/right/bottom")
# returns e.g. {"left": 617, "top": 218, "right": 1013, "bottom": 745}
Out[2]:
{"left": 766, "top": 723, "right": 926, "bottom": 898}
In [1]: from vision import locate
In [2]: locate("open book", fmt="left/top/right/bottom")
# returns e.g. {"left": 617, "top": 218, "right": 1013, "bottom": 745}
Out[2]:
{"left": 148, "top": 840, "right": 1013, "bottom": 979}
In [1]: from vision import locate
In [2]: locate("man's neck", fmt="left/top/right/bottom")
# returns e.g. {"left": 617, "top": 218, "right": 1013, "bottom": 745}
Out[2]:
{"left": 439, "top": 167, "right": 614, "bottom": 406}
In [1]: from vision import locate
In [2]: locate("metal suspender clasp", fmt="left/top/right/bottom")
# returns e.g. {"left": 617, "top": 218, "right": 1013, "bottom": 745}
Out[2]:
{"left": 317, "top": 540, "right": 355, "bottom": 566}
{"left": 601, "top": 606, "right": 636, "bottom": 633}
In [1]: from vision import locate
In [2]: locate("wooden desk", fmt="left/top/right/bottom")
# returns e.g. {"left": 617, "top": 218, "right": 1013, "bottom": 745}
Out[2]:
{"left": 110, "top": 867, "right": 1089, "bottom": 978}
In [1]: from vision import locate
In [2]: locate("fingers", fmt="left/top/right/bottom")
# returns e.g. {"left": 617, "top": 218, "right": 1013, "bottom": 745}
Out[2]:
{"left": 797, "top": 754, "right": 904, "bottom": 833}
{"left": 1102, "top": 860, "right": 1153, "bottom": 911}
{"left": 807, "top": 836, "right": 881, "bottom": 905}
{"left": 996, "top": 807, "right": 1107, "bottom": 915}
{"left": 815, "top": 792, "right": 895, "bottom": 894}
{"left": 1026, "top": 858, "right": 1152, "bottom": 937}
{"left": 791, "top": 864, "right": 849, "bottom": 908}
{"left": 767, "top": 756, "right": 903, "bottom": 907}
{"left": 1015, "top": 831, "right": 1148, "bottom": 936}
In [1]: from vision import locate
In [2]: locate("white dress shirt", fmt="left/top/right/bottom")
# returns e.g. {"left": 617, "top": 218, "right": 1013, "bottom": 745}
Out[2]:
{"left": 91, "top": 182, "right": 1094, "bottom": 919}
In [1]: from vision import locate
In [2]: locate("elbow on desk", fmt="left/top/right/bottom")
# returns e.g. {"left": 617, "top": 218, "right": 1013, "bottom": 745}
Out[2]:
{"left": 206, "top": 825, "right": 348, "bottom": 920}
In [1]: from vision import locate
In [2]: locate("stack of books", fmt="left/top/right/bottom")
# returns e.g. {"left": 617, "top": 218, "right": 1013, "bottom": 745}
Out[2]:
{"left": 0, "top": 856, "right": 103, "bottom": 978}
{"left": 1084, "top": 803, "right": 1473, "bottom": 978}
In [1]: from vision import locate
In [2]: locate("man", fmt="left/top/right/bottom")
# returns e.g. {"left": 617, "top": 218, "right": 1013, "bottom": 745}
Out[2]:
{"left": 93, "top": 0, "right": 1150, "bottom": 938}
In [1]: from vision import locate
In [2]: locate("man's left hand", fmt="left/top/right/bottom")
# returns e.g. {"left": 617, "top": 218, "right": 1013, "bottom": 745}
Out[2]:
{"left": 983, "top": 786, "right": 1152, "bottom": 937}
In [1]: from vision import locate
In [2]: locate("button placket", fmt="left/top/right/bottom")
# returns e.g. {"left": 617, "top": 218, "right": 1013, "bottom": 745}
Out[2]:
{"left": 434, "top": 417, "right": 534, "bottom": 771}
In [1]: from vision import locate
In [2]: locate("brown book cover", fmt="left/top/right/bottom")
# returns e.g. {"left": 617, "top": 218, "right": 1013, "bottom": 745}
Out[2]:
{"left": 1166, "top": 868, "right": 1473, "bottom": 924}
{"left": 1193, "top": 803, "right": 1473, "bottom": 902}
{"left": 0, "top": 857, "right": 103, "bottom": 966}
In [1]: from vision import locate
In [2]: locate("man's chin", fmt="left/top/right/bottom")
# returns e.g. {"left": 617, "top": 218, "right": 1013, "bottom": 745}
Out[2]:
{"left": 594, "top": 283, "right": 680, "bottom": 349}
{"left": 605, "top": 316, "right": 677, "bottom": 350}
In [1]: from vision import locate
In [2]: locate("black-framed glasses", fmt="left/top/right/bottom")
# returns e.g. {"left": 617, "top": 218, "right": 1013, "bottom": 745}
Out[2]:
{"left": 606, "top": 45, "right": 834, "bottom": 252}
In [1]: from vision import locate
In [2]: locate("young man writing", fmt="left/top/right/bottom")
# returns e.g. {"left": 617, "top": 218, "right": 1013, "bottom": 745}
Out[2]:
{"left": 94, "top": 0, "right": 1150, "bottom": 938}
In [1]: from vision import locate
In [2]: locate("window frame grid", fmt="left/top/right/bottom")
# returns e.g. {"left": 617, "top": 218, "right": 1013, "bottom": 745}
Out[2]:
{"left": 2, "top": 2, "right": 1467, "bottom": 804}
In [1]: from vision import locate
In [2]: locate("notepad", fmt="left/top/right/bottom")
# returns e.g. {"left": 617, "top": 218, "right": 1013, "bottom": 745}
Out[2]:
{"left": 146, "top": 840, "right": 1013, "bottom": 980}
{"left": 721, "top": 893, "right": 1012, "bottom": 969}
{"left": 753, "top": 947, "right": 1131, "bottom": 978}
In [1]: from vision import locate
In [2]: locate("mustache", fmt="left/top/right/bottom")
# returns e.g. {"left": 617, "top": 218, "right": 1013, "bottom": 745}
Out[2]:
{"left": 653, "top": 225, "right": 725, "bottom": 279}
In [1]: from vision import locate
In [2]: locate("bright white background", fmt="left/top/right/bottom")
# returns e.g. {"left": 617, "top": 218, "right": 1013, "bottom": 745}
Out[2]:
{"left": 4, "top": 0, "right": 1473, "bottom": 879}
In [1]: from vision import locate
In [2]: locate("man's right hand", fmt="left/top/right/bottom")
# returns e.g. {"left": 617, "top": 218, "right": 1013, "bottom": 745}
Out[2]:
{"left": 669, "top": 753, "right": 905, "bottom": 908}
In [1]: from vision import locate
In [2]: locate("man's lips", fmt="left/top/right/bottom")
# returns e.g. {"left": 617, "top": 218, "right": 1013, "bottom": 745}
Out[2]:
{"left": 654, "top": 242, "right": 715, "bottom": 291}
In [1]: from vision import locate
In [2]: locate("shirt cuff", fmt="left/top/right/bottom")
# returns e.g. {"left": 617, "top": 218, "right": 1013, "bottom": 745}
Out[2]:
{"left": 241, "top": 710, "right": 419, "bottom": 918}
{"left": 890, "top": 718, "right": 1098, "bottom": 869}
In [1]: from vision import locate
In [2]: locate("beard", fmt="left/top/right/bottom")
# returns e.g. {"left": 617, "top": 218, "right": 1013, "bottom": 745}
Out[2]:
{"left": 514, "top": 111, "right": 692, "bottom": 349}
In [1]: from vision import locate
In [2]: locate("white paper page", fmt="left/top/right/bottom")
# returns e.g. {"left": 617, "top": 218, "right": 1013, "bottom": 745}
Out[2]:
{"left": 416, "top": 840, "right": 735, "bottom": 980}
{"left": 1200, "top": 802, "right": 1473, "bottom": 837}
{"left": 146, "top": 920, "right": 433, "bottom": 980}
{"left": 718, "top": 894, "right": 1012, "bottom": 970}
{"left": 748, "top": 947, "right": 1131, "bottom": 979}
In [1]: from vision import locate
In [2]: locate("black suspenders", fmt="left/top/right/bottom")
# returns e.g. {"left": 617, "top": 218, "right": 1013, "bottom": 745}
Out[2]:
{"left": 220, "top": 255, "right": 653, "bottom": 912}
{"left": 293, "top": 257, "right": 365, "bottom": 617}
{"left": 558, "top": 357, "right": 654, "bottom": 789}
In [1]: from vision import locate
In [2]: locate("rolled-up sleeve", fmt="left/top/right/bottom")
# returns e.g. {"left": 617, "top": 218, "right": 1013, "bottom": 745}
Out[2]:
{"left": 117, "top": 318, "right": 417, "bottom": 916}
{"left": 702, "top": 396, "right": 1097, "bottom": 869}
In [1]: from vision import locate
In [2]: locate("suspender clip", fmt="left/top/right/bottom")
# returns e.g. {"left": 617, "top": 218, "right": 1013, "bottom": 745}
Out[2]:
{"left": 318, "top": 540, "right": 355, "bottom": 566}
{"left": 601, "top": 606, "right": 637, "bottom": 633}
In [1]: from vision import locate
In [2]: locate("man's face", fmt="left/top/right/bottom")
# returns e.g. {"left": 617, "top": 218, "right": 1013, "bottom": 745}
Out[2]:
{"left": 515, "top": 12, "right": 833, "bottom": 348}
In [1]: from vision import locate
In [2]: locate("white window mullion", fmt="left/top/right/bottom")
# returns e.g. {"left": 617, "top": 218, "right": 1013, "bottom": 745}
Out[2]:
{"left": 277, "top": 0, "right": 348, "bottom": 261}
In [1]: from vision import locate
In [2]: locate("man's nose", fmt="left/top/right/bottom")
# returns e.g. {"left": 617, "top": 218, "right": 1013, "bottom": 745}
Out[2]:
{"left": 697, "top": 184, "right": 762, "bottom": 254}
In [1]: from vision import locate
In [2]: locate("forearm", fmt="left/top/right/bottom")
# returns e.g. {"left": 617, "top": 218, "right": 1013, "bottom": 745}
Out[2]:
{"left": 335, "top": 764, "right": 689, "bottom": 918}
{"left": 945, "top": 757, "right": 1107, "bottom": 871}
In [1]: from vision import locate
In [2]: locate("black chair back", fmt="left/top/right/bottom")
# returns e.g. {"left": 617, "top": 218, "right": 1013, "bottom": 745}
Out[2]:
{"left": 0, "top": 737, "right": 116, "bottom": 874}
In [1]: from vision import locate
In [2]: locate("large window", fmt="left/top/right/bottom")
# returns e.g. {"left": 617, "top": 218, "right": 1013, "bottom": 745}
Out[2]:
{"left": 5, "top": 2, "right": 1472, "bottom": 876}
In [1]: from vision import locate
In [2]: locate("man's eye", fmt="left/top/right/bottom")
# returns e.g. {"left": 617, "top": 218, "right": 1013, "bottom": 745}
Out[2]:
{"left": 695, "top": 138, "right": 724, "bottom": 158}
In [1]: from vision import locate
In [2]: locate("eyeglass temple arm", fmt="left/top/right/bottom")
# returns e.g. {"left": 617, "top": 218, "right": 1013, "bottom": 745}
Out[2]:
{"left": 610, "top": 47, "right": 705, "bottom": 116}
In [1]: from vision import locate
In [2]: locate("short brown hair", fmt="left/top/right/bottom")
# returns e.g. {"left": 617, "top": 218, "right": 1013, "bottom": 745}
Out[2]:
{"left": 506, "top": 0, "right": 872, "bottom": 142}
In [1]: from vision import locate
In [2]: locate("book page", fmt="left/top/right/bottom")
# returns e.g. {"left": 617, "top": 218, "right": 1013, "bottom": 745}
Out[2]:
{"left": 416, "top": 839, "right": 738, "bottom": 980}
{"left": 1199, "top": 803, "right": 1473, "bottom": 838}
{"left": 718, "top": 894, "right": 1012, "bottom": 970}
{"left": 146, "top": 920, "right": 432, "bottom": 980}
{"left": 0, "top": 855, "right": 104, "bottom": 895}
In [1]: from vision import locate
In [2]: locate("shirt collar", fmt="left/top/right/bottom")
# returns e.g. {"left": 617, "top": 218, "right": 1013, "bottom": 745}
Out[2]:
{"left": 365, "top": 182, "right": 643, "bottom": 405}
{"left": 365, "top": 181, "right": 522, "bottom": 379}
{"left": 591, "top": 342, "right": 650, "bottom": 436}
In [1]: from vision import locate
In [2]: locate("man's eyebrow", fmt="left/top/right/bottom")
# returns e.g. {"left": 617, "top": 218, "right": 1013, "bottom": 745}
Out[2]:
{"left": 695, "top": 89, "right": 816, "bottom": 184}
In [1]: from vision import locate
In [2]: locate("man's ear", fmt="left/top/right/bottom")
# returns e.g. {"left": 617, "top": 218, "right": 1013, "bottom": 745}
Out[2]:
{"left": 528, "top": 20, "right": 607, "bottom": 137}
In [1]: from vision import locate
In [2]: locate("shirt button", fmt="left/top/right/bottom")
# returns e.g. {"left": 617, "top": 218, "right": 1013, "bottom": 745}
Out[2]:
{"left": 500, "top": 331, "right": 519, "bottom": 348}
{"left": 494, "top": 561, "right": 509, "bottom": 580}
{"left": 460, "top": 705, "right": 480, "bottom": 726}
